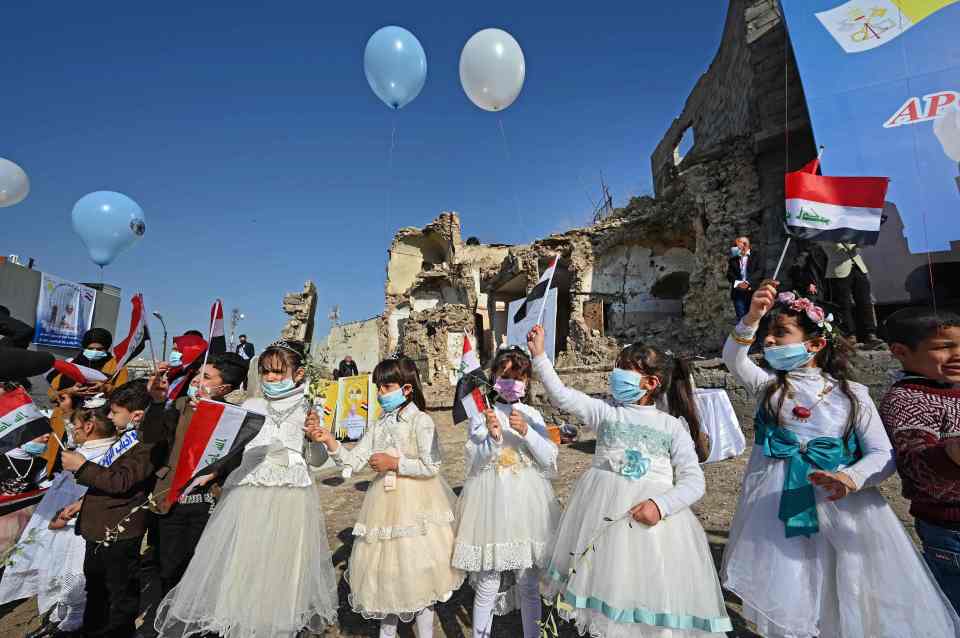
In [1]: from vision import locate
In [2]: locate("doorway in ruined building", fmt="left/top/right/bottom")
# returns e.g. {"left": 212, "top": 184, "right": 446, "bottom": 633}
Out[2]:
{"left": 542, "top": 256, "right": 572, "bottom": 353}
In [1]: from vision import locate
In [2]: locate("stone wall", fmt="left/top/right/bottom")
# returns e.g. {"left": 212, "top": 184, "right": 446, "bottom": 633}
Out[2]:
{"left": 312, "top": 316, "right": 382, "bottom": 376}
{"left": 280, "top": 280, "right": 318, "bottom": 346}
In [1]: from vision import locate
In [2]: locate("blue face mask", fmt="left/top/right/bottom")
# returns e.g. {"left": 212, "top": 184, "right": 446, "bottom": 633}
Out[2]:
{"left": 763, "top": 342, "right": 815, "bottom": 371}
{"left": 609, "top": 368, "right": 647, "bottom": 404}
{"left": 168, "top": 351, "right": 183, "bottom": 366}
{"left": 83, "top": 349, "right": 108, "bottom": 361}
{"left": 187, "top": 384, "right": 201, "bottom": 399}
{"left": 378, "top": 388, "right": 408, "bottom": 413}
{"left": 22, "top": 441, "right": 48, "bottom": 456}
{"left": 730, "top": 246, "right": 741, "bottom": 257}
{"left": 261, "top": 378, "right": 296, "bottom": 399}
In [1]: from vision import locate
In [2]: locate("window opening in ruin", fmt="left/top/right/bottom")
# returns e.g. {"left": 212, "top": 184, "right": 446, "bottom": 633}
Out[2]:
{"left": 602, "top": 301, "right": 614, "bottom": 334}
{"left": 674, "top": 125, "right": 694, "bottom": 166}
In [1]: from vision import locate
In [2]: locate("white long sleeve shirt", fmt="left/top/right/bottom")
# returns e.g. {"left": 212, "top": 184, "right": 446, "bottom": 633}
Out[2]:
{"left": 721, "top": 322, "right": 896, "bottom": 489}
{"left": 331, "top": 402, "right": 442, "bottom": 478}
{"left": 466, "top": 401, "right": 558, "bottom": 478}
{"left": 533, "top": 354, "right": 705, "bottom": 518}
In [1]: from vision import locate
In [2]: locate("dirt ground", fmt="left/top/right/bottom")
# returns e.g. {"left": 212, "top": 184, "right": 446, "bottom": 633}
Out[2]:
{"left": 0, "top": 409, "right": 914, "bottom": 637}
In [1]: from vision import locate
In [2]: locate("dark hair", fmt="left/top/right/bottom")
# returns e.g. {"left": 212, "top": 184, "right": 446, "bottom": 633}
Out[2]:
{"left": 74, "top": 404, "right": 116, "bottom": 437}
{"left": 184, "top": 330, "right": 204, "bottom": 338}
{"left": 82, "top": 328, "right": 113, "bottom": 350}
{"left": 881, "top": 307, "right": 960, "bottom": 350}
{"left": 373, "top": 356, "right": 426, "bottom": 411}
{"left": 762, "top": 304, "right": 860, "bottom": 433}
{"left": 258, "top": 341, "right": 306, "bottom": 376}
{"left": 109, "top": 380, "right": 151, "bottom": 412}
{"left": 239, "top": 334, "right": 247, "bottom": 339}
{"left": 210, "top": 353, "right": 249, "bottom": 389}
{"left": 616, "top": 344, "right": 707, "bottom": 462}
{"left": 0, "top": 305, "right": 9, "bottom": 317}
{"left": 491, "top": 347, "right": 532, "bottom": 382}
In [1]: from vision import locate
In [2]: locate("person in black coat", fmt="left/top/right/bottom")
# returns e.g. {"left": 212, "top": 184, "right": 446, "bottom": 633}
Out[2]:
{"left": 725, "top": 236, "right": 765, "bottom": 320}
{"left": 235, "top": 334, "right": 255, "bottom": 361}
{"left": 337, "top": 356, "right": 359, "bottom": 378}
{"left": 0, "top": 305, "right": 33, "bottom": 349}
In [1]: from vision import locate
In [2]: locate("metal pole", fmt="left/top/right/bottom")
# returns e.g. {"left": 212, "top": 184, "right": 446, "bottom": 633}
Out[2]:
{"left": 152, "top": 312, "right": 168, "bottom": 360}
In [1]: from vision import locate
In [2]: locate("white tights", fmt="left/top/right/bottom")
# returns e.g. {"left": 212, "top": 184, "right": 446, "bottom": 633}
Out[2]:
{"left": 472, "top": 568, "right": 542, "bottom": 638}
{"left": 379, "top": 605, "right": 435, "bottom": 638}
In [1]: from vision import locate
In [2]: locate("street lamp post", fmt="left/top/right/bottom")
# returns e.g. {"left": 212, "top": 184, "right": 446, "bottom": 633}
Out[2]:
{"left": 230, "top": 308, "right": 245, "bottom": 350}
{"left": 152, "top": 311, "right": 169, "bottom": 360}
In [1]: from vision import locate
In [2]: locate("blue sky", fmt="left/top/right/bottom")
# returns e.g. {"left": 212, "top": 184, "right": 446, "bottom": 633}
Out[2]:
{"left": 1, "top": 1, "right": 727, "bottom": 351}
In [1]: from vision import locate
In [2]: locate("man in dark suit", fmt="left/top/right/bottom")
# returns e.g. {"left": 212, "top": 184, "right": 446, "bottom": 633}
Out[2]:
{"left": 337, "top": 355, "right": 359, "bottom": 378}
{"left": 726, "top": 236, "right": 764, "bottom": 320}
{"left": 235, "top": 334, "right": 255, "bottom": 361}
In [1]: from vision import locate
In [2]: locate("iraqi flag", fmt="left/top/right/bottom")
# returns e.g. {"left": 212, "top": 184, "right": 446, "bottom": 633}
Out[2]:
{"left": 0, "top": 387, "right": 52, "bottom": 455}
{"left": 52, "top": 360, "right": 108, "bottom": 386}
{"left": 513, "top": 256, "right": 559, "bottom": 323}
{"left": 785, "top": 159, "right": 889, "bottom": 245}
{"left": 452, "top": 334, "right": 489, "bottom": 424}
{"left": 208, "top": 300, "right": 226, "bottom": 355}
{"left": 166, "top": 334, "right": 208, "bottom": 401}
{"left": 112, "top": 294, "right": 148, "bottom": 369}
{"left": 165, "top": 399, "right": 265, "bottom": 507}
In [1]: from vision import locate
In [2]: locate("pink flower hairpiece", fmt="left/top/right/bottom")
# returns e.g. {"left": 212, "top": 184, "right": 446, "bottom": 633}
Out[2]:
{"left": 776, "top": 292, "right": 834, "bottom": 334}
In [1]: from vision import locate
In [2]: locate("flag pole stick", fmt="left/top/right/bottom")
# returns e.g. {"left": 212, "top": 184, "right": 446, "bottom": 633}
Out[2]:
{"left": 198, "top": 299, "right": 220, "bottom": 380}
{"left": 773, "top": 146, "right": 826, "bottom": 283}
{"left": 534, "top": 255, "right": 559, "bottom": 327}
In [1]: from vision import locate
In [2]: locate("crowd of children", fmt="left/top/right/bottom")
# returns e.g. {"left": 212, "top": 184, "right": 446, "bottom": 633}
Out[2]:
{"left": 2, "top": 283, "right": 960, "bottom": 638}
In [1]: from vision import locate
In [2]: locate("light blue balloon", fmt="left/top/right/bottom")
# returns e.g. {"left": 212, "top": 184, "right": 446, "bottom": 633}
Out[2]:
{"left": 364, "top": 26, "right": 427, "bottom": 110}
{"left": 71, "top": 191, "right": 146, "bottom": 267}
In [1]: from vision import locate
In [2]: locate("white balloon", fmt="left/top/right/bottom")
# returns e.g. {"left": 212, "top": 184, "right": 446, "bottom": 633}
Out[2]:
{"left": 459, "top": 28, "right": 526, "bottom": 112}
{"left": 0, "top": 158, "right": 29, "bottom": 208}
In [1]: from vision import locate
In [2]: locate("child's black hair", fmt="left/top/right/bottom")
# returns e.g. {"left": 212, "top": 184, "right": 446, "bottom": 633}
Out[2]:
{"left": 258, "top": 341, "right": 306, "bottom": 377}
{"left": 491, "top": 346, "right": 532, "bottom": 382}
{"left": 109, "top": 380, "right": 151, "bottom": 412}
{"left": 881, "top": 307, "right": 960, "bottom": 350}
{"left": 373, "top": 356, "right": 426, "bottom": 411}
{"left": 74, "top": 404, "right": 115, "bottom": 437}
{"left": 210, "top": 352, "right": 249, "bottom": 390}
{"left": 616, "top": 343, "right": 707, "bottom": 462}
{"left": 763, "top": 302, "right": 860, "bottom": 432}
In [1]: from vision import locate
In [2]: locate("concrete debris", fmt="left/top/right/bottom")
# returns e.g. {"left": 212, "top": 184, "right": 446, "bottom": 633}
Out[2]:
{"left": 280, "top": 280, "right": 318, "bottom": 346}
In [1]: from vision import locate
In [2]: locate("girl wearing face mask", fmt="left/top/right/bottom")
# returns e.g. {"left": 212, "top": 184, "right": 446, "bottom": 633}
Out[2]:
{"left": 452, "top": 345, "right": 560, "bottom": 638}
{"left": 155, "top": 340, "right": 339, "bottom": 638}
{"left": 307, "top": 356, "right": 464, "bottom": 638}
{"left": 721, "top": 283, "right": 960, "bottom": 637}
{"left": 527, "top": 325, "right": 730, "bottom": 637}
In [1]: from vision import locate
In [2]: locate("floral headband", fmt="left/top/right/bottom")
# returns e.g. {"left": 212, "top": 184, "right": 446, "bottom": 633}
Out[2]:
{"left": 777, "top": 292, "right": 834, "bottom": 334}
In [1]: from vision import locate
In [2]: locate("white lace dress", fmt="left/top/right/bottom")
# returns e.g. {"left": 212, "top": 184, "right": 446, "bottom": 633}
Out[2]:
{"left": 454, "top": 401, "right": 561, "bottom": 613}
{"left": 154, "top": 387, "right": 339, "bottom": 638}
{"left": 534, "top": 355, "right": 731, "bottom": 637}
{"left": 0, "top": 437, "right": 117, "bottom": 631}
{"left": 721, "top": 324, "right": 960, "bottom": 637}
{"left": 331, "top": 402, "right": 465, "bottom": 622}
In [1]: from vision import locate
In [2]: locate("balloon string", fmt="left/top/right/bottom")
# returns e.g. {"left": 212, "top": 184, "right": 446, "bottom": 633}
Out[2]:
{"left": 386, "top": 116, "right": 397, "bottom": 248}
{"left": 497, "top": 118, "right": 526, "bottom": 239}
{"left": 922, "top": 207, "right": 938, "bottom": 318}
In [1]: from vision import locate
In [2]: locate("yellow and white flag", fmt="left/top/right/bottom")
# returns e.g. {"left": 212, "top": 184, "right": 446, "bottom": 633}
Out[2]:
{"left": 816, "top": 0, "right": 957, "bottom": 53}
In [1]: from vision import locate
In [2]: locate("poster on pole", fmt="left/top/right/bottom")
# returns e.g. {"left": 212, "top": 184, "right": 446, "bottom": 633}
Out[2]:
{"left": 781, "top": 1, "right": 960, "bottom": 253}
{"left": 507, "top": 288, "right": 557, "bottom": 363}
{"left": 33, "top": 273, "right": 97, "bottom": 348}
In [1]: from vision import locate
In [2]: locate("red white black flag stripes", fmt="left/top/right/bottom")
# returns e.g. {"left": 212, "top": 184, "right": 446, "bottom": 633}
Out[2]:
{"left": 52, "top": 360, "right": 108, "bottom": 385}
{"left": 166, "top": 399, "right": 265, "bottom": 506}
{"left": 0, "top": 387, "right": 51, "bottom": 453}
{"left": 165, "top": 334, "right": 208, "bottom": 401}
{"left": 208, "top": 300, "right": 226, "bottom": 356}
{"left": 512, "top": 256, "right": 559, "bottom": 324}
{"left": 112, "top": 294, "right": 148, "bottom": 369}
{"left": 784, "top": 160, "right": 889, "bottom": 245}
{"left": 452, "top": 334, "right": 489, "bottom": 424}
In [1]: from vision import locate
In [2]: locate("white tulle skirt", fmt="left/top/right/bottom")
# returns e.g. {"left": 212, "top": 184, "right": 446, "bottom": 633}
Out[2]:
{"left": 542, "top": 467, "right": 731, "bottom": 637}
{"left": 154, "top": 482, "right": 338, "bottom": 638}
{"left": 722, "top": 450, "right": 960, "bottom": 638}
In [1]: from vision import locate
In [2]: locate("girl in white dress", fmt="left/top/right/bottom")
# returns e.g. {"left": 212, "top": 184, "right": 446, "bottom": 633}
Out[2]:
{"left": 155, "top": 340, "right": 338, "bottom": 638}
{"left": 528, "top": 325, "right": 731, "bottom": 638}
{"left": 0, "top": 402, "right": 118, "bottom": 633}
{"left": 307, "top": 356, "right": 464, "bottom": 638}
{"left": 721, "top": 283, "right": 960, "bottom": 637}
{"left": 453, "top": 346, "right": 561, "bottom": 638}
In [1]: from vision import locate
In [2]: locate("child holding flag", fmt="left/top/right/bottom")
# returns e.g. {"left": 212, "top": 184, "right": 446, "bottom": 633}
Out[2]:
{"left": 307, "top": 356, "right": 464, "bottom": 638}
{"left": 528, "top": 324, "right": 729, "bottom": 638}
{"left": 154, "top": 340, "right": 338, "bottom": 638}
{"left": 721, "top": 283, "right": 960, "bottom": 636}
{"left": 453, "top": 345, "right": 560, "bottom": 638}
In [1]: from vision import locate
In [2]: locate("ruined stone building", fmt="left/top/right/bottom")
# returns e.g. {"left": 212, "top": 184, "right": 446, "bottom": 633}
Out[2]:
{"left": 308, "top": 0, "right": 911, "bottom": 410}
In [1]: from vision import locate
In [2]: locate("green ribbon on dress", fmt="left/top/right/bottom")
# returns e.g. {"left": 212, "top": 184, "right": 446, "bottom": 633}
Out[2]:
{"left": 754, "top": 410, "right": 860, "bottom": 538}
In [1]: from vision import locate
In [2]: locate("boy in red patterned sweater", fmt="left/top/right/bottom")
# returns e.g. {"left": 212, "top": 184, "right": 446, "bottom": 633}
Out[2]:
{"left": 880, "top": 307, "right": 960, "bottom": 612}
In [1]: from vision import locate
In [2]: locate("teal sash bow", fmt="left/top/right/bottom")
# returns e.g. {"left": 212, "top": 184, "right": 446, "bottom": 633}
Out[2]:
{"left": 754, "top": 410, "right": 860, "bottom": 538}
